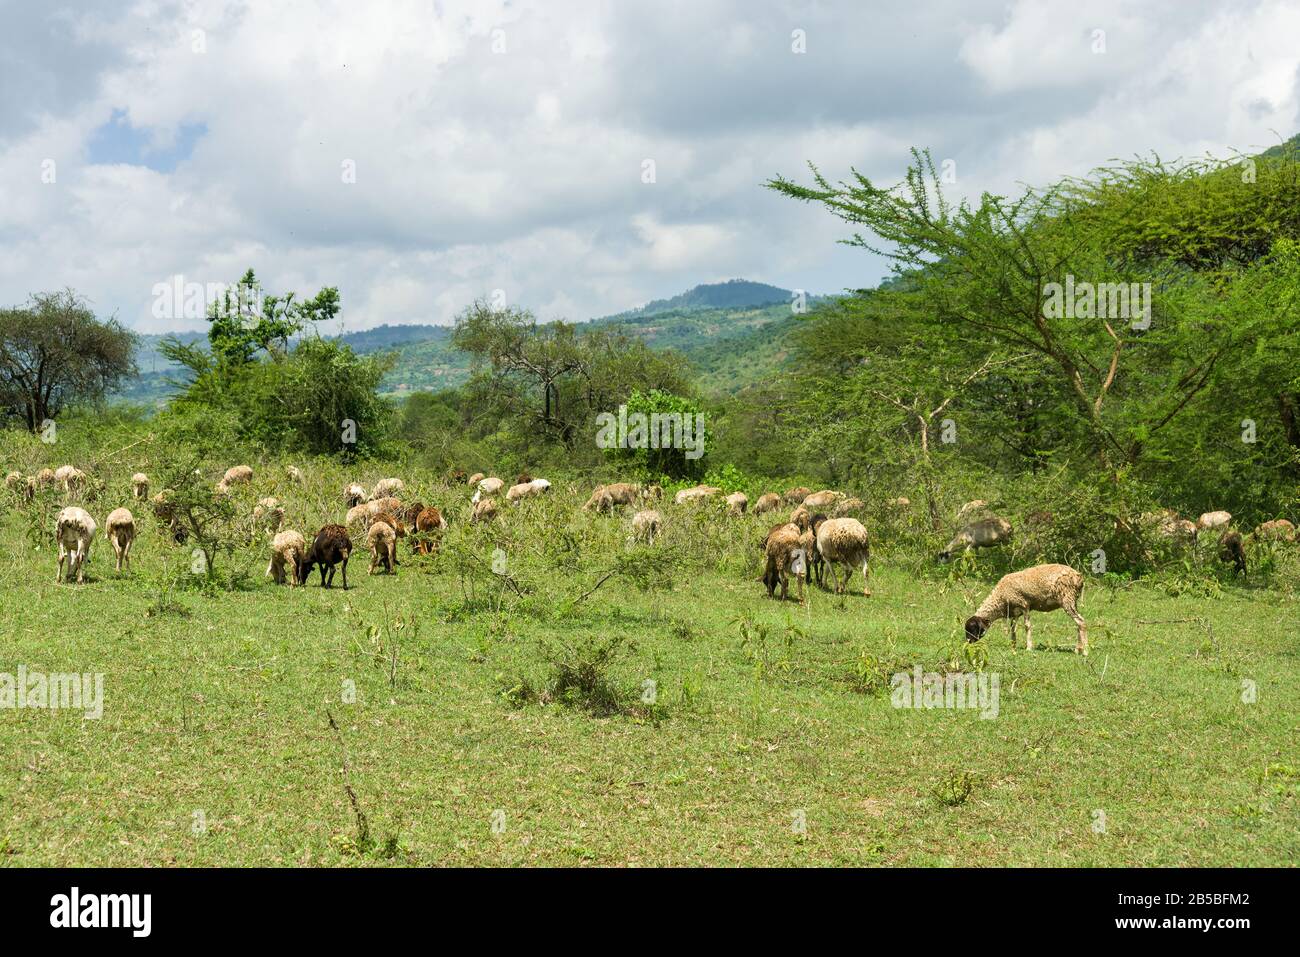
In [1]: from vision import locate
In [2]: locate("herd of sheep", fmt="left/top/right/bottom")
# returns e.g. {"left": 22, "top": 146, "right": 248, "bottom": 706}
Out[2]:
{"left": 6, "top": 462, "right": 1284, "bottom": 656}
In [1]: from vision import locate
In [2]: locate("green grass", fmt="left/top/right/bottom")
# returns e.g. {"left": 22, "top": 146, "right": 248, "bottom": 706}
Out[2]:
{"left": 0, "top": 472, "right": 1296, "bottom": 867}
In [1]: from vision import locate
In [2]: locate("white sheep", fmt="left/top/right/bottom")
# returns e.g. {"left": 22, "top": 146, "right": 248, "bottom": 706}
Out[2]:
{"left": 782, "top": 487, "right": 811, "bottom": 505}
{"left": 54, "top": 464, "right": 86, "bottom": 493}
{"left": 957, "top": 499, "right": 990, "bottom": 520}
{"left": 471, "top": 497, "right": 498, "bottom": 524}
{"left": 964, "top": 563, "right": 1087, "bottom": 655}
{"left": 631, "top": 509, "right": 662, "bottom": 544}
{"left": 1197, "top": 510, "right": 1232, "bottom": 531}
{"left": 223, "top": 465, "right": 254, "bottom": 486}
{"left": 285, "top": 465, "right": 305, "bottom": 485}
{"left": 253, "top": 496, "right": 285, "bottom": 531}
{"left": 344, "top": 483, "right": 367, "bottom": 507}
{"left": 1253, "top": 519, "right": 1296, "bottom": 542}
{"left": 815, "top": 517, "right": 872, "bottom": 596}
{"left": 467, "top": 471, "right": 486, "bottom": 487}
{"left": 938, "top": 516, "right": 1013, "bottom": 562}
{"left": 507, "top": 478, "right": 551, "bottom": 504}
{"left": 471, "top": 477, "right": 505, "bottom": 504}
{"left": 725, "top": 491, "right": 748, "bottom": 516}
{"left": 105, "top": 507, "right": 135, "bottom": 572}
{"left": 266, "top": 529, "right": 307, "bottom": 586}
{"left": 55, "top": 506, "right": 97, "bottom": 584}
{"left": 131, "top": 472, "right": 150, "bottom": 499}
{"left": 674, "top": 485, "right": 722, "bottom": 506}
{"left": 833, "top": 496, "right": 866, "bottom": 517}
{"left": 372, "top": 477, "right": 405, "bottom": 499}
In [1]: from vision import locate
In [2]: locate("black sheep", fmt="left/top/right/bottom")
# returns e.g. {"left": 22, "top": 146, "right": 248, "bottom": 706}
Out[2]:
{"left": 1219, "top": 531, "right": 1247, "bottom": 576}
{"left": 299, "top": 524, "right": 353, "bottom": 589}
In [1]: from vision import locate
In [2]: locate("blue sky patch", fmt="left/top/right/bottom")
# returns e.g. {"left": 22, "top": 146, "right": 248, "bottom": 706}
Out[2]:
{"left": 86, "top": 108, "right": 206, "bottom": 172}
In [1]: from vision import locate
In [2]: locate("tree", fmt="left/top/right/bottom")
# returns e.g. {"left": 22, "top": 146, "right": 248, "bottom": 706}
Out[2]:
{"left": 0, "top": 290, "right": 137, "bottom": 431}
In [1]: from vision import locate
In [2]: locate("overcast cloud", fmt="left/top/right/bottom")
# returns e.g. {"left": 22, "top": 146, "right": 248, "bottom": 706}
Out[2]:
{"left": 0, "top": 0, "right": 1297, "bottom": 333}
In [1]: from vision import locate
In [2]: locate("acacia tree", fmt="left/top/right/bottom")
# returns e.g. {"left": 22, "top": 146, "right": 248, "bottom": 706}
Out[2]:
{"left": 0, "top": 290, "right": 137, "bottom": 430}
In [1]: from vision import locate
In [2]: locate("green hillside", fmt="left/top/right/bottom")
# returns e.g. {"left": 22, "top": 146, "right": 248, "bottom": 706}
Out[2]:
{"left": 114, "top": 281, "right": 814, "bottom": 404}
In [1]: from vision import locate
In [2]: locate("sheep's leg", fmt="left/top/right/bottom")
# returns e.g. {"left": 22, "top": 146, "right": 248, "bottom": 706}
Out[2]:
{"left": 1023, "top": 612, "right": 1033, "bottom": 651}
{"left": 341, "top": 557, "right": 349, "bottom": 590}
{"left": 76, "top": 545, "right": 87, "bottom": 584}
{"left": 860, "top": 558, "right": 871, "bottom": 597}
{"left": 1008, "top": 616, "right": 1017, "bottom": 651}
{"left": 57, "top": 543, "right": 67, "bottom": 583}
{"left": 123, "top": 537, "right": 132, "bottom": 570}
{"left": 1065, "top": 602, "right": 1088, "bottom": 656}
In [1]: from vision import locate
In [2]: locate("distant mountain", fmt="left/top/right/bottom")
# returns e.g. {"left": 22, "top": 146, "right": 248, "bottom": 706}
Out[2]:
{"left": 625, "top": 279, "right": 793, "bottom": 316}
{"left": 113, "top": 279, "right": 815, "bottom": 404}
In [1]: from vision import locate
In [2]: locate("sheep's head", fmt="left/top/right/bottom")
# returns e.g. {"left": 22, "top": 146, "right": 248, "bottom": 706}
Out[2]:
{"left": 936, "top": 550, "right": 952, "bottom": 564}
{"left": 964, "top": 616, "right": 989, "bottom": 642}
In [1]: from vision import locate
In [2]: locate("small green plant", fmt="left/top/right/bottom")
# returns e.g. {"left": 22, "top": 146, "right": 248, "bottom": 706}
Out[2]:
{"left": 933, "top": 770, "right": 975, "bottom": 808}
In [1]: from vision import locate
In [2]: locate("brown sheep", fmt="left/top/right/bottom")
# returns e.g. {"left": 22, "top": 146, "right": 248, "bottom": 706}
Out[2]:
{"left": 782, "top": 487, "right": 811, "bottom": 505}
{"left": 367, "top": 521, "right": 398, "bottom": 575}
{"left": 299, "top": 524, "right": 352, "bottom": 589}
{"left": 801, "top": 489, "right": 840, "bottom": 510}
{"left": 1253, "top": 519, "right": 1295, "bottom": 542}
{"left": 725, "top": 492, "right": 748, "bottom": 516}
{"left": 753, "top": 492, "right": 781, "bottom": 515}
{"left": 413, "top": 506, "right": 447, "bottom": 554}
{"left": 631, "top": 509, "right": 662, "bottom": 544}
{"left": 267, "top": 529, "right": 307, "bottom": 586}
{"left": 106, "top": 507, "right": 135, "bottom": 572}
{"left": 471, "top": 497, "right": 498, "bottom": 524}
{"left": 938, "top": 516, "right": 1013, "bottom": 562}
{"left": 964, "top": 563, "right": 1087, "bottom": 655}
{"left": 1219, "top": 531, "right": 1247, "bottom": 576}
{"left": 584, "top": 482, "right": 638, "bottom": 512}
{"left": 763, "top": 522, "right": 811, "bottom": 602}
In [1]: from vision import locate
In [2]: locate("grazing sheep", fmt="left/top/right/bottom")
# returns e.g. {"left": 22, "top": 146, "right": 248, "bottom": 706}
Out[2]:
{"left": 150, "top": 490, "right": 187, "bottom": 543}
{"left": 471, "top": 477, "right": 505, "bottom": 504}
{"left": 4, "top": 470, "right": 22, "bottom": 491}
{"left": 938, "top": 516, "right": 1013, "bottom": 562}
{"left": 413, "top": 506, "right": 447, "bottom": 554}
{"left": 372, "top": 477, "right": 405, "bottom": 499}
{"left": 1253, "top": 519, "right": 1295, "bottom": 542}
{"left": 726, "top": 492, "right": 748, "bottom": 516}
{"left": 345, "top": 503, "right": 371, "bottom": 531}
{"left": 471, "top": 497, "right": 498, "bottom": 524}
{"left": 1219, "top": 531, "right": 1247, "bottom": 576}
{"left": 833, "top": 497, "right": 866, "bottom": 517}
{"left": 367, "top": 521, "right": 398, "bottom": 575}
{"left": 801, "top": 489, "right": 840, "bottom": 510}
{"left": 253, "top": 496, "right": 284, "bottom": 531}
{"left": 964, "top": 563, "right": 1087, "bottom": 656}
{"left": 886, "top": 497, "right": 911, "bottom": 509}
{"left": 131, "top": 472, "right": 150, "bottom": 499}
{"left": 285, "top": 465, "right": 305, "bottom": 485}
{"left": 1197, "top": 510, "right": 1232, "bottom": 531}
{"left": 367, "top": 497, "right": 403, "bottom": 520}
{"left": 105, "top": 507, "right": 135, "bottom": 572}
{"left": 266, "top": 529, "right": 307, "bottom": 586}
{"left": 631, "top": 509, "right": 663, "bottom": 544}
{"left": 585, "top": 482, "right": 639, "bottom": 512}
{"left": 400, "top": 501, "right": 426, "bottom": 526}
{"left": 640, "top": 483, "right": 664, "bottom": 504}
{"left": 675, "top": 485, "right": 722, "bottom": 506}
{"left": 515, "top": 471, "right": 533, "bottom": 485}
{"left": 790, "top": 505, "right": 811, "bottom": 532}
{"left": 55, "top": 506, "right": 97, "bottom": 584}
{"left": 957, "top": 499, "right": 990, "bottom": 520}
{"left": 807, "top": 513, "right": 829, "bottom": 586}
{"left": 763, "top": 522, "right": 811, "bottom": 602}
{"left": 55, "top": 464, "right": 86, "bottom": 493}
{"left": 222, "top": 465, "right": 254, "bottom": 486}
{"left": 36, "top": 467, "right": 57, "bottom": 487}
{"left": 344, "top": 483, "right": 367, "bottom": 507}
{"left": 1142, "top": 509, "right": 1197, "bottom": 544}
{"left": 782, "top": 487, "right": 811, "bottom": 505}
{"left": 467, "top": 472, "right": 485, "bottom": 486}
{"left": 447, "top": 468, "right": 468, "bottom": 485}
{"left": 753, "top": 492, "right": 781, "bottom": 515}
{"left": 507, "top": 478, "right": 551, "bottom": 504}
{"left": 299, "top": 524, "right": 352, "bottom": 589}
{"left": 815, "top": 517, "right": 872, "bottom": 596}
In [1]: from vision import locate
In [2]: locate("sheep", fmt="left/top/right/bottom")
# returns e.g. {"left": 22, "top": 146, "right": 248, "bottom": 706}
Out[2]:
{"left": 298, "top": 524, "right": 352, "bottom": 589}
{"left": 413, "top": 506, "right": 447, "bottom": 554}
{"left": 55, "top": 464, "right": 86, "bottom": 493}
{"left": 345, "top": 503, "right": 371, "bottom": 531}
{"left": 368, "top": 496, "right": 403, "bottom": 519}
{"left": 815, "top": 517, "right": 872, "bottom": 596}
{"left": 36, "top": 467, "right": 57, "bottom": 487}
{"left": 507, "top": 478, "right": 551, "bottom": 504}
{"left": 640, "top": 483, "right": 664, "bottom": 504}
{"left": 105, "top": 507, "right": 135, "bottom": 572}
{"left": 753, "top": 492, "right": 781, "bottom": 515}
{"left": 938, "top": 516, "right": 1013, "bottom": 562}
{"left": 266, "top": 529, "right": 307, "bottom": 586}
{"left": 631, "top": 509, "right": 662, "bottom": 544}
{"left": 471, "top": 477, "right": 505, "bottom": 504}
{"left": 253, "top": 496, "right": 284, "bottom": 531}
{"left": 515, "top": 471, "right": 533, "bottom": 485}
{"left": 957, "top": 499, "right": 990, "bottom": 520}
{"left": 790, "top": 505, "right": 811, "bottom": 532}
{"left": 674, "top": 485, "right": 722, "bottom": 506}
{"left": 55, "top": 506, "right": 97, "bottom": 584}
{"left": 964, "top": 563, "right": 1087, "bottom": 655}
{"left": 447, "top": 468, "right": 468, "bottom": 485}
{"left": 807, "top": 513, "right": 830, "bottom": 586}
{"left": 782, "top": 487, "right": 811, "bottom": 505}
{"left": 725, "top": 492, "right": 748, "bottom": 516}
{"left": 150, "top": 490, "right": 187, "bottom": 543}
{"left": 222, "top": 465, "right": 254, "bottom": 487}
{"left": 801, "top": 489, "right": 840, "bottom": 510}
{"left": 471, "top": 497, "right": 498, "bottom": 524}
{"left": 833, "top": 497, "right": 866, "bottom": 517}
{"left": 584, "top": 482, "right": 639, "bottom": 512}
{"left": 1219, "top": 531, "right": 1247, "bottom": 576}
{"left": 1253, "top": 519, "right": 1295, "bottom": 542}
{"left": 886, "top": 497, "right": 912, "bottom": 509}
{"left": 372, "top": 477, "right": 405, "bottom": 499}
{"left": 285, "top": 465, "right": 305, "bottom": 485}
{"left": 370, "top": 510, "right": 408, "bottom": 554}
{"left": 344, "top": 483, "right": 367, "bottom": 507}
{"left": 131, "top": 472, "right": 150, "bottom": 499}
{"left": 1197, "top": 510, "right": 1232, "bottom": 531}
{"left": 367, "top": 520, "right": 398, "bottom": 575}
{"left": 467, "top": 472, "right": 485, "bottom": 486}
{"left": 4, "top": 470, "right": 22, "bottom": 491}
{"left": 400, "top": 501, "right": 426, "bottom": 526}
{"left": 762, "top": 522, "right": 811, "bottom": 602}
{"left": 1142, "top": 509, "right": 1197, "bottom": 544}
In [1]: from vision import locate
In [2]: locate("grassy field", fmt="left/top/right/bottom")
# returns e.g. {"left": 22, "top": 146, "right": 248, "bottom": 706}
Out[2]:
{"left": 0, "top": 466, "right": 1296, "bottom": 867}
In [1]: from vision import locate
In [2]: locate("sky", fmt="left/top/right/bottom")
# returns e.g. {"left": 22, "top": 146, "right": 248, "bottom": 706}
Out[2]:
{"left": 0, "top": 0, "right": 1297, "bottom": 334}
